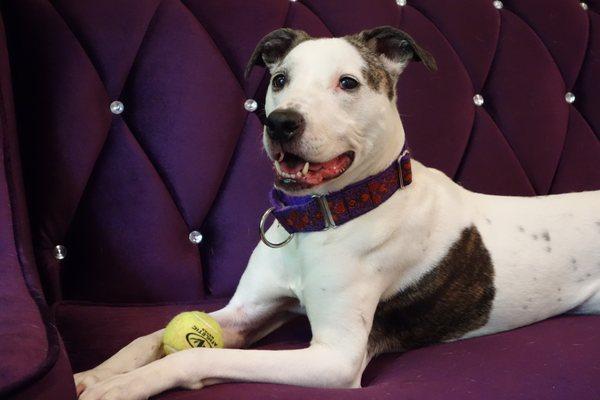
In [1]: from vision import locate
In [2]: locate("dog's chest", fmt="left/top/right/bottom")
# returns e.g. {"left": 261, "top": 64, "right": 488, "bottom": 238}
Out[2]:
{"left": 278, "top": 221, "right": 397, "bottom": 309}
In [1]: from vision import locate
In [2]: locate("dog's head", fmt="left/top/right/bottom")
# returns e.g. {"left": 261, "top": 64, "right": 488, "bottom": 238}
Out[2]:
{"left": 246, "top": 26, "right": 436, "bottom": 195}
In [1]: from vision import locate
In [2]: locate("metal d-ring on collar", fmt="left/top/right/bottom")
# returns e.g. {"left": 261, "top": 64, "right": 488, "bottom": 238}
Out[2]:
{"left": 259, "top": 193, "right": 338, "bottom": 248}
{"left": 259, "top": 146, "right": 412, "bottom": 248}
{"left": 259, "top": 207, "right": 295, "bottom": 248}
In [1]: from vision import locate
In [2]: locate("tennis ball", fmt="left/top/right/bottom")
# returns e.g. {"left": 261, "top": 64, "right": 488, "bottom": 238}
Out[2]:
{"left": 162, "top": 311, "right": 224, "bottom": 355}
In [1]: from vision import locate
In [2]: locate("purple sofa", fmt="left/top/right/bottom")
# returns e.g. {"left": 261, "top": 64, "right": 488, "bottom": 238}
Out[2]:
{"left": 1, "top": 0, "right": 599, "bottom": 399}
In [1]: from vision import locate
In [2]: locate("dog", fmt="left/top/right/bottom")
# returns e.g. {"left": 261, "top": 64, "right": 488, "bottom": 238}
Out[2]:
{"left": 74, "top": 26, "right": 600, "bottom": 400}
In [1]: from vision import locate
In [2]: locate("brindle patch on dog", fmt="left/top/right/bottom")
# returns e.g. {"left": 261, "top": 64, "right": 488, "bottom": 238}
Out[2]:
{"left": 368, "top": 225, "right": 495, "bottom": 355}
{"left": 345, "top": 35, "right": 395, "bottom": 99}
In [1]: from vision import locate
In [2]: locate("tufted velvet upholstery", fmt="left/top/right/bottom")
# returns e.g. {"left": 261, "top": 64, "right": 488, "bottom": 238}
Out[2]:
{"left": 0, "top": 0, "right": 599, "bottom": 399}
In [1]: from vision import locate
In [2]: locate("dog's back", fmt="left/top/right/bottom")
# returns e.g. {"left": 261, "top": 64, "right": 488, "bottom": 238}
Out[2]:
{"left": 467, "top": 189, "right": 600, "bottom": 333}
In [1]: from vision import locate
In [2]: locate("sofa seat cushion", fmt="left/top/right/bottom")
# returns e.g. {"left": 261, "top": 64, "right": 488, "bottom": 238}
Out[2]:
{"left": 54, "top": 298, "right": 311, "bottom": 373}
{"left": 54, "top": 301, "right": 600, "bottom": 400}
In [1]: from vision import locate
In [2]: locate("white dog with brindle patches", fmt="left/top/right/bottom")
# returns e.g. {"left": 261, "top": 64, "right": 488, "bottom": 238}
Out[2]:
{"left": 75, "top": 27, "right": 600, "bottom": 400}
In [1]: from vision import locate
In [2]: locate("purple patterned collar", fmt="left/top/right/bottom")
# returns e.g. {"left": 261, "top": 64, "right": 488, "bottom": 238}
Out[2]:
{"left": 264, "top": 147, "right": 412, "bottom": 239}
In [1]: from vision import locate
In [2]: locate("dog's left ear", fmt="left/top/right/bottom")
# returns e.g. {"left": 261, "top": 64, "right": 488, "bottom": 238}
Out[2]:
{"left": 245, "top": 28, "right": 310, "bottom": 79}
{"left": 358, "top": 26, "right": 437, "bottom": 75}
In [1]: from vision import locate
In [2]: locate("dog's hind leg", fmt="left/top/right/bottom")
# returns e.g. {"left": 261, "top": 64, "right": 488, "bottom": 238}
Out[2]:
{"left": 569, "top": 285, "right": 600, "bottom": 315}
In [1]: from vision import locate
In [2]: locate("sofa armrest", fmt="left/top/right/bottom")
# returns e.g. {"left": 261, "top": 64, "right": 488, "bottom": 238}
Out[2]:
{"left": 0, "top": 254, "right": 68, "bottom": 398}
{"left": 0, "top": 13, "right": 76, "bottom": 400}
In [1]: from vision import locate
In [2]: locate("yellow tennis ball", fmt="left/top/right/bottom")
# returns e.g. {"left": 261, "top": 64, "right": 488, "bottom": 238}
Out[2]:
{"left": 162, "top": 311, "right": 224, "bottom": 355}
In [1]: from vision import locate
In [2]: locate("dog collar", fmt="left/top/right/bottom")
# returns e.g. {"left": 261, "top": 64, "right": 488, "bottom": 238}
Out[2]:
{"left": 259, "top": 146, "right": 412, "bottom": 247}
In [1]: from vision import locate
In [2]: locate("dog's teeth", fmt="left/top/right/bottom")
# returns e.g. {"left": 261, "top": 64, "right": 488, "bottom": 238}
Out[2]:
{"left": 278, "top": 153, "right": 284, "bottom": 162}
{"left": 302, "top": 162, "right": 309, "bottom": 176}
{"left": 296, "top": 171, "right": 302, "bottom": 178}
{"left": 274, "top": 160, "right": 282, "bottom": 174}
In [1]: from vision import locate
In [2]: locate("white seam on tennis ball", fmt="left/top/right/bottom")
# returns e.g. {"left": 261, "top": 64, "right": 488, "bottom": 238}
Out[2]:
{"left": 191, "top": 313, "right": 223, "bottom": 347}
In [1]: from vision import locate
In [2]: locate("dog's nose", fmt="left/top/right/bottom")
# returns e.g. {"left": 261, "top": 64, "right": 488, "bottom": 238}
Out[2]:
{"left": 265, "top": 109, "right": 305, "bottom": 142}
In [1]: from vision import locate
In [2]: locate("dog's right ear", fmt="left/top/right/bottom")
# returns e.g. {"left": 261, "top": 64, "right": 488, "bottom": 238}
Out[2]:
{"left": 245, "top": 28, "right": 310, "bottom": 79}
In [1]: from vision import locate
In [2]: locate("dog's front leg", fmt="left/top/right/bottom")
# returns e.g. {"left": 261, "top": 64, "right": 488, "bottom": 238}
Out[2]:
{"left": 81, "top": 343, "right": 365, "bottom": 400}
{"left": 76, "top": 306, "right": 297, "bottom": 398}
{"left": 73, "top": 329, "right": 166, "bottom": 396}
{"left": 177, "top": 341, "right": 366, "bottom": 389}
{"left": 74, "top": 299, "right": 296, "bottom": 395}
{"left": 76, "top": 241, "right": 297, "bottom": 398}
{"left": 79, "top": 282, "right": 378, "bottom": 400}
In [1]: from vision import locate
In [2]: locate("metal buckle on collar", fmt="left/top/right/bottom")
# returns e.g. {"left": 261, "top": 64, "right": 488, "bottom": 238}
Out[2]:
{"left": 313, "top": 195, "right": 336, "bottom": 229}
{"left": 398, "top": 149, "right": 410, "bottom": 190}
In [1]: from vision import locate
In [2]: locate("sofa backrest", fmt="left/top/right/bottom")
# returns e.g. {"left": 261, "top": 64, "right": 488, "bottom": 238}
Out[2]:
{"left": 2, "top": 0, "right": 599, "bottom": 303}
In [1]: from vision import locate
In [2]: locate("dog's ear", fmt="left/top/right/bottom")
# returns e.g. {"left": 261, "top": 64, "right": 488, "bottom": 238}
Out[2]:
{"left": 245, "top": 28, "right": 310, "bottom": 79}
{"left": 358, "top": 26, "right": 437, "bottom": 75}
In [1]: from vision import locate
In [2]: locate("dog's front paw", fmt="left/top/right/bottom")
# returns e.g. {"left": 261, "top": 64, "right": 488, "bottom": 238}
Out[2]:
{"left": 78, "top": 370, "right": 151, "bottom": 400}
{"left": 74, "top": 368, "right": 117, "bottom": 397}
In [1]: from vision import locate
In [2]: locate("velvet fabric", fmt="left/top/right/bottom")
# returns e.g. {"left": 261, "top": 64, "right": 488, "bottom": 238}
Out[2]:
{"left": 54, "top": 302, "right": 600, "bottom": 400}
{"left": 0, "top": 0, "right": 599, "bottom": 399}
{"left": 0, "top": 12, "right": 75, "bottom": 400}
{"left": 4, "top": 0, "right": 600, "bottom": 300}
{"left": 8, "top": 339, "right": 77, "bottom": 400}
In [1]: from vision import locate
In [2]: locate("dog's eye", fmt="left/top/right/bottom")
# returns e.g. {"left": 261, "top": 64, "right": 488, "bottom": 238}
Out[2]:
{"left": 339, "top": 76, "right": 359, "bottom": 91}
{"left": 272, "top": 74, "right": 287, "bottom": 90}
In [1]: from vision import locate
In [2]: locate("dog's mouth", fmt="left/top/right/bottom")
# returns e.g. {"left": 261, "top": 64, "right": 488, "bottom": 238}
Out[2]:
{"left": 273, "top": 151, "right": 355, "bottom": 191}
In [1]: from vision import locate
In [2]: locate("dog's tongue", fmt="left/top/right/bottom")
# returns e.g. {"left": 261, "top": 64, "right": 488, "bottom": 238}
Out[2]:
{"left": 305, "top": 156, "right": 350, "bottom": 184}
{"left": 279, "top": 153, "right": 352, "bottom": 186}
